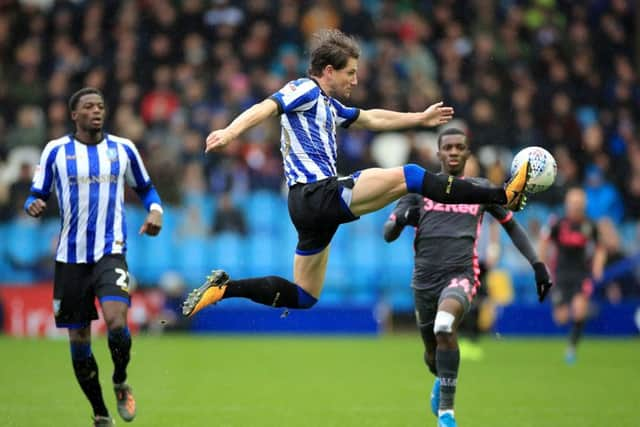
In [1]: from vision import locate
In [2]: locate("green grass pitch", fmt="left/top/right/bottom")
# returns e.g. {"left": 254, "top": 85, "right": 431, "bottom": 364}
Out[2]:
{"left": 0, "top": 335, "right": 638, "bottom": 426}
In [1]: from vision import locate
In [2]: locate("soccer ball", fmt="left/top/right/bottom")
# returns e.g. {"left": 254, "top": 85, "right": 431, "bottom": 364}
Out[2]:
{"left": 510, "top": 146, "right": 557, "bottom": 193}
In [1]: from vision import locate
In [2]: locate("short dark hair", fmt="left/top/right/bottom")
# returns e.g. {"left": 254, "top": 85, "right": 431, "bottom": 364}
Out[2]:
{"left": 307, "top": 29, "right": 360, "bottom": 77}
{"left": 437, "top": 128, "right": 466, "bottom": 148}
{"left": 68, "top": 87, "right": 104, "bottom": 111}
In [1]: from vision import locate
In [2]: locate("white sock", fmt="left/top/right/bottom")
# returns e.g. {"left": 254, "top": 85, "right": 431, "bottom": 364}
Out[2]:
{"left": 438, "top": 409, "right": 454, "bottom": 417}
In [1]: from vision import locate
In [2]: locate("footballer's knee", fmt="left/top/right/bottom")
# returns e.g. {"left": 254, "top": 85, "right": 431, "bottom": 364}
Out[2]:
{"left": 103, "top": 312, "right": 127, "bottom": 331}
{"left": 295, "top": 284, "right": 318, "bottom": 308}
{"left": 434, "top": 311, "right": 456, "bottom": 335}
{"left": 101, "top": 301, "right": 128, "bottom": 330}
{"left": 434, "top": 311, "right": 458, "bottom": 347}
{"left": 68, "top": 327, "right": 91, "bottom": 342}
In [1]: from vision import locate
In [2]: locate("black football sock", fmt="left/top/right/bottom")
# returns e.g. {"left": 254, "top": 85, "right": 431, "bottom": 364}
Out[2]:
{"left": 71, "top": 343, "right": 109, "bottom": 417}
{"left": 418, "top": 324, "right": 437, "bottom": 375}
{"left": 436, "top": 348, "right": 460, "bottom": 412}
{"left": 222, "top": 276, "right": 317, "bottom": 308}
{"left": 422, "top": 170, "right": 507, "bottom": 205}
{"left": 569, "top": 320, "right": 585, "bottom": 349}
{"left": 108, "top": 327, "right": 131, "bottom": 384}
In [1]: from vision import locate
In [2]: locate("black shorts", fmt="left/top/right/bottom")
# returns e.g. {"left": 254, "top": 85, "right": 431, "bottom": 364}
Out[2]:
{"left": 288, "top": 174, "right": 360, "bottom": 254}
{"left": 53, "top": 254, "right": 131, "bottom": 328}
{"left": 551, "top": 273, "right": 589, "bottom": 306}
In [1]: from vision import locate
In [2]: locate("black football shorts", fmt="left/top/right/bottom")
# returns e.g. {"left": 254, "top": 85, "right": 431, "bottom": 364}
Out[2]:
{"left": 551, "top": 273, "right": 589, "bottom": 306}
{"left": 287, "top": 173, "right": 361, "bottom": 255}
{"left": 413, "top": 270, "right": 477, "bottom": 330}
{"left": 53, "top": 254, "right": 131, "bottom": 328}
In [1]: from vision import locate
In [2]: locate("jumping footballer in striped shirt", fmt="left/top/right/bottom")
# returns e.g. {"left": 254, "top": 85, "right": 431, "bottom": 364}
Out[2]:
{"left": 182, "top": 29, "right": 532, "bottom": 328}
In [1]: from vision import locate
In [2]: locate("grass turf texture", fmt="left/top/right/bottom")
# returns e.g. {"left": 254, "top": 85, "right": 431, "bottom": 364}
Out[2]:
{"left": 0, "top": 335, "right": 638, "bottom": 426}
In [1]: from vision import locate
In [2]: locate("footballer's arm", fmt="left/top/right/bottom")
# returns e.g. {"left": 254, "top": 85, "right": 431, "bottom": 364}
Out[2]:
{"left": 206, "top": 99, "right": 278, "bottom": 153}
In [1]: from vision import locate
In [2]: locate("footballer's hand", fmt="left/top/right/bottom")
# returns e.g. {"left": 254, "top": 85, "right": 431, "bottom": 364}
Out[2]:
{"left": 205, "top": 129, "right": 234, "bottom": 153}
{"left": 139, "top": 210, "right": 162, "bottom": 236}
{"left": 421, "top": 101, "right": 454, "bottom": 127}
{"left": 27, "top": 198, "right": 47, "bottom": 218}
{"left": 533, "top": 261, "right": 552, "bottom": 302}
{"left": 401, "top": 206, "right": 421, "bottom": 227}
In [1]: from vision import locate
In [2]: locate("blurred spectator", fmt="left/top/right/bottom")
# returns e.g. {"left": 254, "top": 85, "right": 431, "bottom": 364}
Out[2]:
{"left": 140, "top": 65, "right": 180, "bottom": 125}
{"left": 469, "top": 98, "right": 506, "bottom": 148}
{"left": 211, "top": 192, "right": 247, "bottom": 236}
{"left": 7, "top": 38, "right": 46, "bottom": 107}
{"left": 177, "top": 204, "right": 209, "bottom": 239}
{"left": 584, "top": 165, "right": 624, "bottom": 223}
{"left": 6, "top": 106, "right": 46, "bottom": 151}
{"left": 7, "top": 162, "right": 33, "bottom": 219}
{"left": 511, "top": 111, "right": 545, "bottom": 151}
{"left": 596, "top": 218, "right": 639, "bottom": 303}
{"left": 300, "top": 0, "right": 341, "bottom": 40}
{"left": 204, "top": 0, "right": 244, "bottom": 40}
{"left": 340, "top": 0, "right": 375, "bottom": 41}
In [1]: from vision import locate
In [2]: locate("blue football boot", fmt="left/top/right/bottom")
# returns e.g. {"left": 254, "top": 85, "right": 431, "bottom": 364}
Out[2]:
{"left": 437, "top": 412, "right": 457, "bottom": 427}
{"left": 430, "top": 378, "right": 440, "bottom": 416}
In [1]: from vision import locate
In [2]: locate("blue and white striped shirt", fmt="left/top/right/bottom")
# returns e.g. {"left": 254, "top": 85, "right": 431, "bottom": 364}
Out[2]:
{"left": 270, "top": 78, "right": 360, "bottom": 186}
{"left": 29, "top": 133, "right": 160, "bottom": 264}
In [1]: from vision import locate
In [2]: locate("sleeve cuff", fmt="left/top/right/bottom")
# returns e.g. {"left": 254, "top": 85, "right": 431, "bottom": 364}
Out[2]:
{"left": 150, "top": 203, "right": 163, "bottom": 214}
{"left": 341, "top": 109, "right": 360, "bottom": 128}
{"left": 268, "top": 95, "right": 284, "bottom": 115}
{"left": 24, "top": 195, "right": 37, "bottom": 213}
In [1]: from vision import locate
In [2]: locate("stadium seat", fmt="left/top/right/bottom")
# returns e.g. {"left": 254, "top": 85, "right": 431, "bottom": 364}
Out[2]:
{"left": 347, "top": 233, "right": 383, "bottom": 291}
{"left": 243, "top": 191, "right": 284, "bottom": 234}
{"left": 245, "top": 232, "right": 283, "bottom": 277}
{"left": 208, "top": 232, "right": 247, "bottom": 279}
{"left": 387, "top": 286, "right": 414, "bottom": 313}
{"left": 176, "top": 237, "right": 210, "bottom": 287}
{"left": 4, "top": 218, "right": 42, "bottom": 266}
{"left": 140, "top": 225, "right": 177, "bottom": 284}
{"left": 380, "top": 230, "right": 415, "bottom": 291}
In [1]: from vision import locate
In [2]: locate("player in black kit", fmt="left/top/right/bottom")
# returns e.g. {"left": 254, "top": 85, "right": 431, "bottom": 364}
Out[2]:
{"left": 383, "top": 129, "right": 552, "bottom": 427}
{"left": 538, "top": 188, "right": 606, "bottom": 364}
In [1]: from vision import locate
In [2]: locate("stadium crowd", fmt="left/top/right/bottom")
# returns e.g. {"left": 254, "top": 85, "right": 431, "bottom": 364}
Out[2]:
{"left": 0, "top": 0, "right": 638, "bottom": 303}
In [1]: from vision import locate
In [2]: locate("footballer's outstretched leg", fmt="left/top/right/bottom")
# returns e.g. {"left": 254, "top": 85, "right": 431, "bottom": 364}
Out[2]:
{"left": 183, "top": 267, "right": 319, "bottom": 317}
{"left": 182, "top": 270, "right": 230, "bottom": 317}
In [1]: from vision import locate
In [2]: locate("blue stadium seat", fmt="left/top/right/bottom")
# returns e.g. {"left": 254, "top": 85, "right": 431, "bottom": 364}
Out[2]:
{"left": 510, "top": 270, "right": 538, "bottom": 304}
{"left": 323, "top": 225, "right": 351, "bottom": 290}
{"left": 388, "top": 286, "right": 414, "bottom": 313}
{"left": 4, "top": 218, "right": 42, "bottom": 266}
{"left": 139, "top": 225, "right": 176, "bottom": 284}
{"left": 208, "top": 232, "right": 247, "bottom": 280}
{"left": 380, "top": 229, "right": 414, "bottom": 290}
{"left": 245, "top": 231, "right": 281, "bottom": 277}
{"left": 243, "top": 191, "right": 284, "bottom": 234}
{"left": 125, "top": 232, "right": 145, "bottom": 282}
{"left": 317, "top": 287, "right": 347, "bottom": 306}
{"left": 347, "top": 232, "right": 383, "bottom": 290}
{"left": 176, "top": 237, "right": 210, "bottom": 287}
